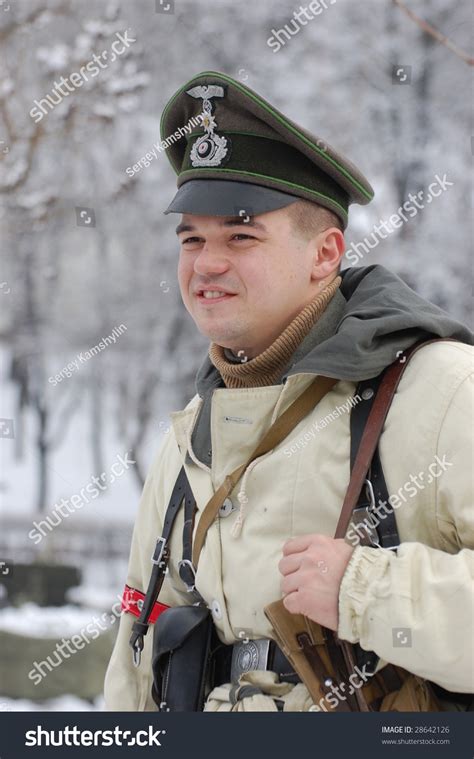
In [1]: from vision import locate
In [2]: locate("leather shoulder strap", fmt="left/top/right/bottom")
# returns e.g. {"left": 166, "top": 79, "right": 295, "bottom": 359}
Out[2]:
{"left": 332, "top": 337, "right": 456, "bottom": 707}
{"left": 192, "top": 375, "right": 338, "bottom": 567}
{"left": 351, "top": 376, "right": 399, "bottom": 549}
{"left": 335, "top": 337, "right": 455, "bottom": 540}
{"left": 129, "top": 466, "right": 193, "bottom": 664}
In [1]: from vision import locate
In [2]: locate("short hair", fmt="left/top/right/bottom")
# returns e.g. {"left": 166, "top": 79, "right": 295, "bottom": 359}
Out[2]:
{"left": 286, "top": 199, "right": 344, "bottom": 240}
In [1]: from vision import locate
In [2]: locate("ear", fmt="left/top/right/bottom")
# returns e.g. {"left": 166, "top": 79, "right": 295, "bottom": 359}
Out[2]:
{"left": 310, "top": 228, "right": 345, "bottom": 281}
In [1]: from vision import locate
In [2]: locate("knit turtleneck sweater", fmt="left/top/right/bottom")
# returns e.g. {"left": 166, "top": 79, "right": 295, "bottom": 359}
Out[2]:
{"left": 208, "top": 276, "right": 342, "bottom": 388}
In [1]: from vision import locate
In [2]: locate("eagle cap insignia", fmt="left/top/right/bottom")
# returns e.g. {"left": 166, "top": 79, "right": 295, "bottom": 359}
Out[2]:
{"left": 186, "top": 84, "right": 229, "bottom": 167}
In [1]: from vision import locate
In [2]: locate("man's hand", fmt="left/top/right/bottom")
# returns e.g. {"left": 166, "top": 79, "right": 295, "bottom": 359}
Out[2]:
{"left": 278, "top": 534, "right": 355, "bottom": 631}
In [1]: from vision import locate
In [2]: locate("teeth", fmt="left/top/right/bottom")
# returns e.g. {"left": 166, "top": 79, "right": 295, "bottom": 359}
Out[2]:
{"left": 202, "top": 291, "right": 227, "bottom": 299}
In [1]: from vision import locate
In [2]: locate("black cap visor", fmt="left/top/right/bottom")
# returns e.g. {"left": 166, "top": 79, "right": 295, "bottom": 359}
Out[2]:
{"left": 164, "top": 179, "right": 298, "bottom": 217}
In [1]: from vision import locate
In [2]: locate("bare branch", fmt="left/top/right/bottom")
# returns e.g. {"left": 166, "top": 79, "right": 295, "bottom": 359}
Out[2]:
{"left": 393, "top": 0, "right": 474, "bottom": 66}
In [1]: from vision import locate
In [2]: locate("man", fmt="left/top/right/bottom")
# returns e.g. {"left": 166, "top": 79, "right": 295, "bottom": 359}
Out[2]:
{"left": 104, "top": 71, "right": 473, "bottom": 711}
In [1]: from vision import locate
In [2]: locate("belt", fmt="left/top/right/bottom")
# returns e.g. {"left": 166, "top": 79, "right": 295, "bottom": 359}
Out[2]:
{"left": 213, "top": 638, "right": 300, "bottom": 687}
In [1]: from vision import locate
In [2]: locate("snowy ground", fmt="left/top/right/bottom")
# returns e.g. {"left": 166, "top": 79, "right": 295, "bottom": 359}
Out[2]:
{"left": 0, "top": 602, "right": 117, "bottom": 638}
{"left": 0, "top": 602, "right": 117, "bottom": 708}
{"left": 0, "top": 694, "right": 104, "bottom": 712}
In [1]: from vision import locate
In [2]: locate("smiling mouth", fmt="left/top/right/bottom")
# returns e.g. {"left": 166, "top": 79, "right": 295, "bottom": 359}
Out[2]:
{"left": 195, "top": 290, "right": 237, "bottom": 303}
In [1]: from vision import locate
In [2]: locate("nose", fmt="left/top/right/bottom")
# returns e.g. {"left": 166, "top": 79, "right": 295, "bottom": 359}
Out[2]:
{"left": 193, "top": 243, "right": 230, "bottom": 277}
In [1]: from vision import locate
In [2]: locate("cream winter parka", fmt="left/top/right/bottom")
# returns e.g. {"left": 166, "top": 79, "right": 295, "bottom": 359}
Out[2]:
{"left": 104, "top": 266, "right": 473, "bottom": 711}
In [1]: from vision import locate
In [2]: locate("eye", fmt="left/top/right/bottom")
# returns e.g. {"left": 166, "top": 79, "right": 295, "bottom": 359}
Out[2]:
{"left": 231, "top": 233, "right": 256, "bottom": 241}
{"left": 181, "top": 236, "right": 203, "bottom": 245}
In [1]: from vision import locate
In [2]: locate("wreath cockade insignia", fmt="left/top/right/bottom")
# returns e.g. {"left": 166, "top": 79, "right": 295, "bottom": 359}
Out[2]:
{"left": 186, "top": 84, "right": 229, "bottom": 167}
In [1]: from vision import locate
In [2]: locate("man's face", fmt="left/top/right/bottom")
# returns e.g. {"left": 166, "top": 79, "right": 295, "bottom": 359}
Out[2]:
{"left": 176, "top": 206, "right": 339, "bottom": 358}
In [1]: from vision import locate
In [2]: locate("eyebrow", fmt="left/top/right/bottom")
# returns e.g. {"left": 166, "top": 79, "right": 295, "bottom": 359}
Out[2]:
{"left": 175, "top": 217, "right": 268, "bottom": 235}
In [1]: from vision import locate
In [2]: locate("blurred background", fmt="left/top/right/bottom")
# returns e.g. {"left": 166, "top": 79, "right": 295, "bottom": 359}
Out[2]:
{"left": 0, "top": 0, "right": 472, "bottom": 711}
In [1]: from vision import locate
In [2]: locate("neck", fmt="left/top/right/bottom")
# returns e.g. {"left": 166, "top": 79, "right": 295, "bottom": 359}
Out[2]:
{"left": 209, "top": 276, "right": 341, "bottom": 388}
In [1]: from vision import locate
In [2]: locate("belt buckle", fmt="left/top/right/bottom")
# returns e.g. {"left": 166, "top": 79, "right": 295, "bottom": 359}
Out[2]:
{"left": 230, "top": 639, "right": 271, "bottom": 685}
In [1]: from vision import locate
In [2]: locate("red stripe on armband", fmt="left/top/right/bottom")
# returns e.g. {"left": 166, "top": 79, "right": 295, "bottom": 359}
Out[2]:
{"left": 121, "top": 584, "right": 169, "bottom": 624}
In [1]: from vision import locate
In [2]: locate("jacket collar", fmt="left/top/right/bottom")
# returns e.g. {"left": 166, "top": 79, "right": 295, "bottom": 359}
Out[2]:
{"left": 170, "top": 373, "right": 316, "bottom": 476}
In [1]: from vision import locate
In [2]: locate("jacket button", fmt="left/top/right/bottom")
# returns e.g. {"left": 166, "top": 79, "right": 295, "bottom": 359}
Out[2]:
{"left": 219, "top": 497, "right": 235, "bottom": 517}
{"left": 211, "top": 600, "right": 222, "bottom": 620}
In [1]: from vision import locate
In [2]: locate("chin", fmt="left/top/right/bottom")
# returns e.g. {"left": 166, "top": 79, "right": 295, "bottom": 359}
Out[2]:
{"left": 198, "top": 327, "right": 240, "bottom": 347}
{"left": 194, "top": 317, "right": 233, "bottom": 340}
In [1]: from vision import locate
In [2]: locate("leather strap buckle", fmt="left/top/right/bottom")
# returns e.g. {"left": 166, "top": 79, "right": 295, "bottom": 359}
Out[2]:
{"left": 349, "top": 479, "right": 380, "bottom": 547}
{"left": 350, "top": 507, "right": 379, "bottom": 547}
{"left": 151, "top": 537, "right": 167, "bottom": 566}
{"left": 178, "top": 559, "right": 197, "bottom": 592}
